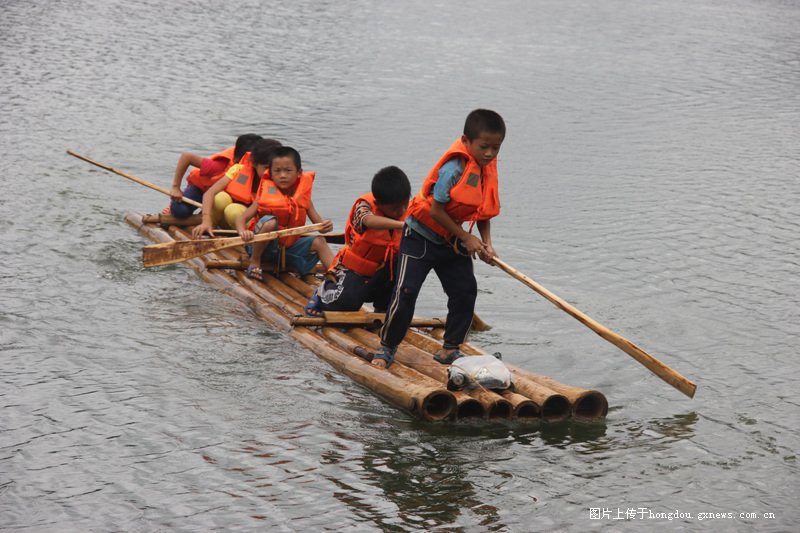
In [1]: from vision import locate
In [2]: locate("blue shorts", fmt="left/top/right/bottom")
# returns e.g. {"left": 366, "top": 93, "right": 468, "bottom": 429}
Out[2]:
{"left": 249, "top": 215, "right": 320, "bottom": 275}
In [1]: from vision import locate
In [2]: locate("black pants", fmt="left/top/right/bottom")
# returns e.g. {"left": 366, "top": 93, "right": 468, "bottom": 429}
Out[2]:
{"left": 380, "top": 227, "right": 476, "bottom": 350}
{"left": 317, "top": 263, "right": 394, "bottom": 312}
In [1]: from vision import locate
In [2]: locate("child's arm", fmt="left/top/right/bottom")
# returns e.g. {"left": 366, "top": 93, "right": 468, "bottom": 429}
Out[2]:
{"left": 430, "top": 200, "right": 488, "bottom": 257}
{"left": 306, "top": 201, "right": 334, "bottom": 233}
{"left": 171, "top": 152, "right": 204, "bottom": 200}
{"left": 362, "top": 215, "right": 404, "bottom": 231}
{"left": 476, "top": 219, "right": 496, "bottom": 264}
{"left": 191, "top": 176, "right": 229, "bottom": 238}
{"left": 236, "top": 203, "right": 259, "bottom": 242}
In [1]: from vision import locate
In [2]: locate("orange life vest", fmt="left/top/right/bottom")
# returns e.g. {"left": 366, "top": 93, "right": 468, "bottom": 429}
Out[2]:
{"left": 223, "top": 152, "right": 261, "bottom": 205}
{"left": 186, "top": 146, "right": 236, "bottom": 191}
{"left": 251, "top": 171, "right": 315, "bottom": 247}
{"left": 406, "top": 138, "right": 500, "bottom": 239}
{"left": 332, "top": 193, "right": 404, "bottom": 277}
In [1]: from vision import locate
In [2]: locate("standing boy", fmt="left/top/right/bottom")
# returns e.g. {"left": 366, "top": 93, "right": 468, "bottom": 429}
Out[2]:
{"left": 305, "top": 166, "right": 410, "bottom": 316}
{"left": 373, "top": 109, "right": 505, "bottom": 369}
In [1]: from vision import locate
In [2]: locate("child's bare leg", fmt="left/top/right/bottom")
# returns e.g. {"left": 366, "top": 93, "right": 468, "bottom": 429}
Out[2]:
{"left": 311, "top": 237, "right": 334, "bottom": 270}
{"left": 249, "top": 219, "right": 278, "bottom": 268}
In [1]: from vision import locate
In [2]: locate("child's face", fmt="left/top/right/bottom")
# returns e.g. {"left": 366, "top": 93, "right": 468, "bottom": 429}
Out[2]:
{"left": 378, "top": 200, "right": 408, "bottom": 220}
{"left": 462, "top": 131, "right": 504, "bottom": 168}
{"left": 270, "top": 156, "right": 301, "bottom": 190}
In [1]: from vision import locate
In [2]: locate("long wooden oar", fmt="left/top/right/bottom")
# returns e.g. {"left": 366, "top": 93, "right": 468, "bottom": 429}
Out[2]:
{"left": 143, "top": 223, "right": 326, "bottom": 268}
{"left": 67, "top": 150, "right": 202, "bottom": 209}
{"left": 492, "top": 257, "right": 697, "bottom": 398}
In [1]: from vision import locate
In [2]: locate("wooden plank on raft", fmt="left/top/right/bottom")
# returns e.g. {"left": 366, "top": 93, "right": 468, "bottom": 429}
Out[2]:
{"left": 292, "top": 312, "right": 446, "bottom": 328}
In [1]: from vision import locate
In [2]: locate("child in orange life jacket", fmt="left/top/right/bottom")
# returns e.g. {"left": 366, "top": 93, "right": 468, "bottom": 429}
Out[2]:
{"left": 191, "top": 138, "right": 282, "bottom": 239}
{"left": 373, "top": 109, "right": 505, "bottom": 369}
{"left": 305, "top": 166, "right": 411, "bottom": 319}
{"left": 235, "top": 146, "right": 334, "bottom": 280}
{"left": 167, "top": 133, "right": 262, "bottom": 218}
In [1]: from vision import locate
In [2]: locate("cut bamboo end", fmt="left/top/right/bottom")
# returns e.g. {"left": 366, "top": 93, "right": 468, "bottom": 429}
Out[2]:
{"left": 456, "top": 398, "right": 485, "bottom": 419}
{"left": 499, "top": 390, "right": 541, "bottom": 420}
{"left": 514, "top": 400, "right": 541, "bottom": 420}
{"left": 570, "top": 390, "right": 609, "bottom": 421}
{"left": 488, "top": 398, "right": 513, "bottom": 419}
{"left": 540, "top": 394, "right": 571, "bottom": 422}
{"left": 419, "top": 392, "right": 457, "bottom": 421}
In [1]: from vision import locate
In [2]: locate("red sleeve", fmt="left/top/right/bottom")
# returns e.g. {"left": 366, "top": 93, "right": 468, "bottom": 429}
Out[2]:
{"left": 199, "top": 157, "right": 228, "bottom": 177}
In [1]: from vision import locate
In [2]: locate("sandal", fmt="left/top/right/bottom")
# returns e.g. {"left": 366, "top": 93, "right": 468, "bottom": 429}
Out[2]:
{"left": 371, "top": 346, "right": 396, "bottom": 369}
{"left": 245, "top": 265, "right": 263, "bottom": 281}
{"left": 433, "top": 348, "right": 464, "bottom": 365}
{"left": 304, "top": 292, "right": 323, "bottom": 317}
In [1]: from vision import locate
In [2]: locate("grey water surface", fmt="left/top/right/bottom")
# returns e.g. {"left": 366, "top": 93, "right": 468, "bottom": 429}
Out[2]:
{"left": 1, "top": 0, "right": 798, "bottom": 531}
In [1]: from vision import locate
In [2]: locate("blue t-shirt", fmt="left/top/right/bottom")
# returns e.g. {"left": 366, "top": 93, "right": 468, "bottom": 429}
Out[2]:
{"left": 406, "top": 157, "right": 465, "bottom": 244}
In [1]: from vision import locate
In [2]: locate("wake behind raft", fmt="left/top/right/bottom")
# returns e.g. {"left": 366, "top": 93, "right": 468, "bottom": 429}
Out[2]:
{"left": 126, "top": 212, "right": 609, "bottom": 423}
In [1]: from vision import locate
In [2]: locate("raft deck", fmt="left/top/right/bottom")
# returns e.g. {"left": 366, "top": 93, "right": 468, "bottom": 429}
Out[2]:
{"left": 126, "top": 212, "right": 608, "bottom": 423}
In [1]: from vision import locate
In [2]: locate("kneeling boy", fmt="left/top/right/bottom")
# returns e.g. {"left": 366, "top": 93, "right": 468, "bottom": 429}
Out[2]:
{"left": 306, "top": 166, "right": 410, "bottom": 316}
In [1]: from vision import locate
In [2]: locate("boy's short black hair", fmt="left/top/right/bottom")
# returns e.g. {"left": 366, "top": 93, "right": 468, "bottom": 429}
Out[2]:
{"left": 269, "top": 146, "right": 302, "bottom": 170}
{"left": 463, "top": 109, "right": 506, "bottom": 141}
{"left": 250, "top": 138, "right": 282, "bottom": 167}
{"left": 234, "top": 133, "right": 264, "bottom": 160}
{"left": 372, "top": 166, "right": 411, "bottom": 205}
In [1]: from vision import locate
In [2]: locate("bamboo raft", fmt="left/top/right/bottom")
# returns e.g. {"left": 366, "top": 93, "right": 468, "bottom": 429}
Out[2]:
{"left": 126, "top": 212, "right": 608, "bottom": 423}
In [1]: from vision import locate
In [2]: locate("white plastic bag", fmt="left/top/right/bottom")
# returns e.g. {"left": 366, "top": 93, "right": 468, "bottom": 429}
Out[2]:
{"left": 447, "top": 354, "right": 512, "bottom": 391}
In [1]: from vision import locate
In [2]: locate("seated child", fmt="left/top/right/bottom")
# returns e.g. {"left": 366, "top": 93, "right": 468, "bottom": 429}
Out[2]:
{"left": 167, "top": 133, "right": 262, "bottom": 218}
{"left": 305, "top": 166, "right": 410, "bottom": 317}
{"left": 235, "top": 146, "right": 334, "bottom": 280}
{"left": 374, "top": 109, "right": 506, "bottom": 369}
{"left": 191, "top": 138, "right": 281, "bottom": 238}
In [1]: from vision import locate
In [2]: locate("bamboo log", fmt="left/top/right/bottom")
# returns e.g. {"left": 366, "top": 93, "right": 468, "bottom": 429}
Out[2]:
{"left": 470, "top": 313, "right": 492, "bottom": 332}
{"left": 167, "top": 227, "right": 294, "bottom": 330}
{"left": 291, "top": 328, "right": 455, "bottom": 421}
{"left": 206, "top": 258, "right": 250, "bottom": 270}
{"left": 142, "top": 213, "right": 203, "bottom": 226}
{"left": 508, "top": 368, "right": 608, "bottom": 421}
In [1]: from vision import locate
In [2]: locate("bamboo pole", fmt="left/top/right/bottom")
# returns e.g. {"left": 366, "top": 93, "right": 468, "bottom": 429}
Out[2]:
{"left": 69, "top": 151, "right": 202, "bottom": 208}
{"left": 493, "top": 257, "right": 696, "bottom": 398}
